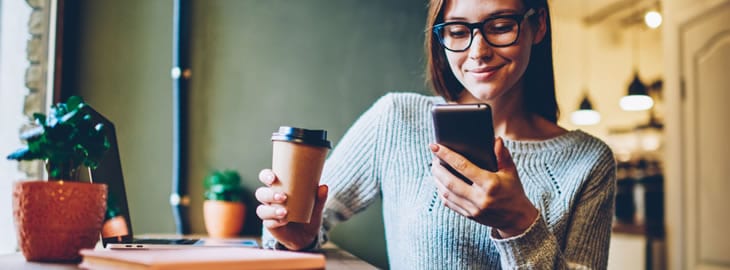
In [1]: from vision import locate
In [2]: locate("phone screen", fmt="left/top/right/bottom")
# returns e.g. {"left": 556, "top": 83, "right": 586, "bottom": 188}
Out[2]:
{"left": 431, "top": 104, "right": 497, "bottom": 184}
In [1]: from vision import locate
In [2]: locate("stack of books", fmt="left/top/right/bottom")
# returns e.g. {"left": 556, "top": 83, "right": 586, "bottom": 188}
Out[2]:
{"left": 79, "top": 247, "right": 325, "bottom": 269}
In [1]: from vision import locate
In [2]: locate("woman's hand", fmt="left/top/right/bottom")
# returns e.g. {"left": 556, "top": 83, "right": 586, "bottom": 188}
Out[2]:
{"left": 254, "top": 169, "right": 328, "bottom": 250}
{"left": 430, "top": 137, "right": 538, "bottom": 238}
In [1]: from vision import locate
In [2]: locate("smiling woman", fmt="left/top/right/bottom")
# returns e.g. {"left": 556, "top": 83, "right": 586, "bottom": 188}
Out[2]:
{"left": 60, "top": 1, "right": 426, "bottom": 269}
{"left": 0, "top": 0, "right": 57, "bottom": 254}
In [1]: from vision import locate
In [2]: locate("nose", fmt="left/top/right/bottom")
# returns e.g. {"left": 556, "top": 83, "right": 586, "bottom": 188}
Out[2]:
{"left": 468, "top": 29, "right": 493, "bottom": 60}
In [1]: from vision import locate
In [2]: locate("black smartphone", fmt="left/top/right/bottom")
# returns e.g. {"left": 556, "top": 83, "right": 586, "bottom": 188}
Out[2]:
{"left": 431, "top": 103, "right": 497, "bottom": 184}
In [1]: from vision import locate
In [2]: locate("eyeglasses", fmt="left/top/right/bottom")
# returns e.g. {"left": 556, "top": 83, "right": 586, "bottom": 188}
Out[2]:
{"left": 432, "top": 9, "right": 536, "bottom": 52}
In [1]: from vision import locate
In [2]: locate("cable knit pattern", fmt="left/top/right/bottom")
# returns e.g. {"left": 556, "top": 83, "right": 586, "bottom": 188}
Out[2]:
{"left": 263, "top": 92, "right": 616, "bottom": 269}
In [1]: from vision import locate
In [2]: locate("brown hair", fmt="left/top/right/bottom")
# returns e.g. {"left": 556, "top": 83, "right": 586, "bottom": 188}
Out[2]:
{"left": 425, "top": 0, "right": 559, "bottom": 123}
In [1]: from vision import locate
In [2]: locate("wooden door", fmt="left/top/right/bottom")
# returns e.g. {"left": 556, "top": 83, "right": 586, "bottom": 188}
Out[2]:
{"left": 667, "top": 1, "right": 730, "bottom": 269}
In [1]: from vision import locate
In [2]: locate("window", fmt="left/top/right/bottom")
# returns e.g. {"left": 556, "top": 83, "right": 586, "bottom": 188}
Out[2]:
{"left": 0, "top": 0, "right": 33, "bottom": 254}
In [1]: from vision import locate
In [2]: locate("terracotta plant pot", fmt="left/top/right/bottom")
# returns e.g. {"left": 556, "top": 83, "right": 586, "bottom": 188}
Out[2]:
{"left": 203, "top": 200, "right": 245, "bottom": 238}
{"left": 13, "top": 181, "right": 107, "bottom": 262}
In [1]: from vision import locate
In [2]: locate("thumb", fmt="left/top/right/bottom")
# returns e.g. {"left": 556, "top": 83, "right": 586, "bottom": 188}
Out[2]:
{"left": 309, "top": 184, "right": 329, "bottom": 223}
{"left": 494, "top": 137, "right": 515, "bottom": 171}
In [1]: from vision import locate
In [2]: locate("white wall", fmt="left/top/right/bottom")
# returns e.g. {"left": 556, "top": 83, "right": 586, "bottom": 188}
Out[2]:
{"left": 552, "top": 17, "right": 664, "bottom": 141}
{"left": 0, "top": 0, "right": 31, "bottom": 255}
{"left": 660, "top": 1, "right": 729, "bottom": 269}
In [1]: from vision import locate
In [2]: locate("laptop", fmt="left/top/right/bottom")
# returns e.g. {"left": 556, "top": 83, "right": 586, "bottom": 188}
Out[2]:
{"left": 84, "top": 106, "right": 258, "bottom": 250}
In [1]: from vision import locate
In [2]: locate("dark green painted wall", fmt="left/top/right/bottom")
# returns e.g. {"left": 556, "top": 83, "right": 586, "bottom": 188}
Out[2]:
{"left": 71, "top": 0, "right": 176, "bottom": 234}
{"left": 70, "top": 1, "right": 427, "bottom": 268}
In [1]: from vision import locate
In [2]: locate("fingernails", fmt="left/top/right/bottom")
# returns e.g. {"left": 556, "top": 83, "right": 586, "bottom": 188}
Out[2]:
{"left": 275, "top": 208, "right": 287, "bottom": 217}
{"left": 317, "top": 185, "right": 329, "bottom": 199}
{"left": 429, "top": 143, "right": 439, "bottom": 152}
{"left": 274, "top": 193, "right": 286, "bottom": 201}
{"left": 261, "top": 171, "right": 274, "bottom": 184}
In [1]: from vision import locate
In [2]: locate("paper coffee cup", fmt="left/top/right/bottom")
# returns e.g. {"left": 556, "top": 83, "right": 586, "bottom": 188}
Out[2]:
{"left": 271, "top": 126, "right": 331, "bottom": 223}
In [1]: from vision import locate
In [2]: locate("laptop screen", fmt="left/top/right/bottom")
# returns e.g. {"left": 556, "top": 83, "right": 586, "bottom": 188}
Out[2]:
{"left": 84, "top": 106, "right": 136, "bottom": 246}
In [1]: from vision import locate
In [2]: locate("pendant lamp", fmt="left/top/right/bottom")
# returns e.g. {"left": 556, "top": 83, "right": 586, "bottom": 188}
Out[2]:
{"left": 620, "top": 27, "right": 653, "bottom": 111}
{"left": 571, "top": 91, "right": 601, "bottom": 126}
{"left": 571, "top": 5, "right": 600, "bottom": 126}
{"left": 620, "top": 72, "right": 654, "bottom": 111}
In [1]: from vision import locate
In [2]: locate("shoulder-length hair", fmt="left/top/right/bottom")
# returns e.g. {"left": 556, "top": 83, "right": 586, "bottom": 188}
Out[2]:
{"left": 424, "top": 0, "right": 559, "bottom": 123}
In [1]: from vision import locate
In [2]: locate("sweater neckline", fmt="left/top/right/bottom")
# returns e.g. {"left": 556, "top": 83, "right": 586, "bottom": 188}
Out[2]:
{"left": 502, "top": 130, "right": 587, "bottom": 153}
{"left": 428, "top": 95, "right": 588, "bottom": 153}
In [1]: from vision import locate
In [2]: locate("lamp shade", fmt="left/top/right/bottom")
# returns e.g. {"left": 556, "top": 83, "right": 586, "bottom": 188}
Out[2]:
{"left": 620, "top": 72, "right": 654, "bottom": 111}
{"left": 579, "top": 94, "right": 594, "bottom": 110}
{"left": 627, "top": 72, "right": 649, "bottom": 96}
{"left": 571, "top": 94, "right": 601, "bottom": 126}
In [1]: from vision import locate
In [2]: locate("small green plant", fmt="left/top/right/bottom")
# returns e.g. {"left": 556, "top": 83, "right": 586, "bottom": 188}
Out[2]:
{"left": 6, "top": 96, "right": 110, "bottom": 180}
{"left": 204, "top": 170, "right": 243, "bottom": 202}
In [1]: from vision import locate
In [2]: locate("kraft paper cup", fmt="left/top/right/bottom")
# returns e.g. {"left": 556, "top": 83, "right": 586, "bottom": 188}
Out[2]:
{"left": 271, "top": 126, "right": 331, "bottom": 223}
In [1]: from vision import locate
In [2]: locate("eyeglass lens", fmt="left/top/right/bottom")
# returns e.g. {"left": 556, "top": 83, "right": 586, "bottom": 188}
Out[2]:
{"left": 439, "top": 18, "right": 519, "bottom": 51}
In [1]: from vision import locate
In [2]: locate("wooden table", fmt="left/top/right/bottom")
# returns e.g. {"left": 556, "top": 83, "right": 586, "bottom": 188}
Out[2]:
{"left": 0, "top": 243, "right": 378, "bottom": 269}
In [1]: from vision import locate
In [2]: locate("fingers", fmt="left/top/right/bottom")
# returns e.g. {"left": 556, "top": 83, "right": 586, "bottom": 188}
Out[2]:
{"left": 256, "top": 204, "right": 287, "bottom": 219}
{"left": 432, "top": 161, "right": 480, "bottom": 216}
{"left": 440, "top": 195, "right": 474, "bottom": 218}
{"left": 309, "top": 185, "right": 329, "bottom": 223}
{"left": 429, "top": 143, "right": 481, "bottom": 181}
{"left": 255, "top": 187, "right": 287, "bottom": 204}
{"left": 258, "top": 169, "right": 277, "bottom": 186}
{"left": 431, "top": 158, "right": 472, "bottom": 197}
{"left": 257, "top": 170, "right": 287, "bottom": 229}
{"left": 262, "top": 219, "right": 288, "bottom": 229}
{"left": 494, "top": 137, "right": 515, "bottom": 171}
{"left": 434, "top": 182, "right": 479, "bottom": 217}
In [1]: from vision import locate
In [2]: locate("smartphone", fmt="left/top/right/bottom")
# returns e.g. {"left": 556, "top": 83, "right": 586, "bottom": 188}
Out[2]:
{"left": 431, "top": 103, "right": 497, "bottom": 184}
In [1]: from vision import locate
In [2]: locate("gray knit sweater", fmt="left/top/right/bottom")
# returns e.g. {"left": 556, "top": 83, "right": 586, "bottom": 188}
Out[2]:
{"left": 263, "top": 92, "right": 616, "bottom": 269}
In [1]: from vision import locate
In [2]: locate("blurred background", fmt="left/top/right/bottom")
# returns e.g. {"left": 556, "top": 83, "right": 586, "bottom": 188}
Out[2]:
{"left": 1, "top": 0, "right": 728, "bottom": 269}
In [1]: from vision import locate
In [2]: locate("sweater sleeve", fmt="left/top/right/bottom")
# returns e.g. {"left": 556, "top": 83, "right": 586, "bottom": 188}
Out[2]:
{"left": 319, "top": 93, "right": 393, "bottom": 231}
{"left": 491, "top": 147, "right": 617, "bottom": 269}
{"left": 262, "top": 93, "right": 393, "bottom": 250}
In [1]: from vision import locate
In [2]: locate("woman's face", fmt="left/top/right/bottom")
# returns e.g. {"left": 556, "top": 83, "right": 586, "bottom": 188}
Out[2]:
{"left": 442, "top": 0, "right": 545, "bottom": 103}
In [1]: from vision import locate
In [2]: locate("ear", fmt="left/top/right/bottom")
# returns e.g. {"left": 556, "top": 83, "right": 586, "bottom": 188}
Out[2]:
{"left": 532, "top": 9, "right": 548, "bottom": 45}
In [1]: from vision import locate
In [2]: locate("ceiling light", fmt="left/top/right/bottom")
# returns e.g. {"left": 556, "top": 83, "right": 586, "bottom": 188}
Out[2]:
{"left": 644, "top": 10, "right": 662, "bottom": 29}
{"left": 620, "top": 72, "right": 654, "bottom": 111}
{"left": 571, "top": 94, "right": 601, "bottom": 126}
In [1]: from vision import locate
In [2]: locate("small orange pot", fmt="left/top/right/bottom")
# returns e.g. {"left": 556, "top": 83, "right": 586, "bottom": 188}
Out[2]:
{"left": 203, "top": 200, "right": 245, "bottom": 238}
{"left": 13, "top": 181, "right": 107, "bottom": 262}
{"left": 102, "top": 215, "right": 129, "bottom": 238}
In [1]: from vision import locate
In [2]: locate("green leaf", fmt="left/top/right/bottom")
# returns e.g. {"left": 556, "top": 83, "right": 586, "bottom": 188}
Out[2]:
{"left": 6, "top": 148, "right": 39, "bottom": 161}
{"left": 105, "top": 192, "right": 125, "bottom": 219}
{"left": 32, "top": 113, "right": 46, "bottom": 125}
{"left": 6, "top": 95, "right": 110, "bottom": 181}
{"left": 65, "top": 96, "right": 84, "bottom": 110}
{"left": 203, "top": 170, "right": 243, "bottom": 202}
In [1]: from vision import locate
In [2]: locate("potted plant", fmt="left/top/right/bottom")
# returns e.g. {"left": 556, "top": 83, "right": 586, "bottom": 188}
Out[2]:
{"left": 7, "top": 96, "right": 110, "bottom": 262}
{"left": 203, "top": 169, "right": 245, "bottom": 238}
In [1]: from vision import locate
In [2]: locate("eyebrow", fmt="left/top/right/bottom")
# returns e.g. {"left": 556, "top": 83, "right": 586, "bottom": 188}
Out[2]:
{"left": 443, "top": 9, "right": 521, "bottom": 22}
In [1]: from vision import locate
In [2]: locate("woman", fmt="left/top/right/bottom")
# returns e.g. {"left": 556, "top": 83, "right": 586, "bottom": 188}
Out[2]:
{"left": 256, "top": 0, "right": 616, "bottom": 268}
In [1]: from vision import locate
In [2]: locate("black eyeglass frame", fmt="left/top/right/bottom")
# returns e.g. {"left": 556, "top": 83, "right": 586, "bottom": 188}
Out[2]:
{"left": 432, "top": 8, "right": 536, "bottom": 52}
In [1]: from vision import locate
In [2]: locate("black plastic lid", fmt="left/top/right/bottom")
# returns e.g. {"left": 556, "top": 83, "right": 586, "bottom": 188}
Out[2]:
{"left": 271, "top": 126, "right": 331, "bottom": 148}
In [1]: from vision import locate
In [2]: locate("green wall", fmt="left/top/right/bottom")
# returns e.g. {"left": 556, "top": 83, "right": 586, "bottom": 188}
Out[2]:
{"left": 72, "top": 0, "right": 176, "bottom": 234}
{"left": 71, "top": 1, "right": 427, "bottom": 268}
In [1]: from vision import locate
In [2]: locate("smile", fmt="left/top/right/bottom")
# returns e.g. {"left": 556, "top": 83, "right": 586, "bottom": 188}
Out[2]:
{"left": 467, "top": 65, "right": 503, "bottom": 81}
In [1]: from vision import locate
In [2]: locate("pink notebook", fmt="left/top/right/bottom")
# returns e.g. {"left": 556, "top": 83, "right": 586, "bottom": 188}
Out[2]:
{"left": 79, "top": 247, "right": 325, "bottom": 270}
